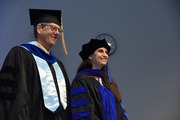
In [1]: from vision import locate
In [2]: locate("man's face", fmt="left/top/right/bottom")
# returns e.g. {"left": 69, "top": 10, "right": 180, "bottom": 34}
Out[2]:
{"left": 37, "top": 23, "right": 61, "bottom": 50}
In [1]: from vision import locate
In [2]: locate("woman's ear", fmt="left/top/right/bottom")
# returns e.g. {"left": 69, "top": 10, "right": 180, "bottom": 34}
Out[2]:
{"left": 88, "top": 56, "right": 92, "bottom": 60}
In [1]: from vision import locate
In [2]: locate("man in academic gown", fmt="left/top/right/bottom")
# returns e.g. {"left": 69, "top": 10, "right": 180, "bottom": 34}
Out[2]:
{"left": 0, "top": 9, "right": 71, "bottom": 120}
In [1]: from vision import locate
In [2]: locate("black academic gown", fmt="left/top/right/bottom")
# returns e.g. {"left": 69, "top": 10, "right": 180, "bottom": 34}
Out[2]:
{"left": 0, "top": 46, "right": 71, "bottom": 120}
{"left": 70, "top": 75, "right": 129, "bottom": 120}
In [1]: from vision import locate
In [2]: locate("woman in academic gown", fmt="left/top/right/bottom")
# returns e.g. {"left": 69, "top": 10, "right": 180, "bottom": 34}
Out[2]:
{"left": 70, "top": 39, "right": 129, "bottom": 120}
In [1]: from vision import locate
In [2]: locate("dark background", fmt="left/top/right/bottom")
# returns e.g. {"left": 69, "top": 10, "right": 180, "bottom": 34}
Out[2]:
{"left": 0, "top": 0, "right": 180, "bottom": 119}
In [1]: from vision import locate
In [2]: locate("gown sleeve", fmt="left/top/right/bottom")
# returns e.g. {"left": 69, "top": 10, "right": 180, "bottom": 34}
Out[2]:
{"left": 119, "top": 102, "right": 130, "bottom": 120}
{"left": 0, "top": 46, "right": 32, "bottom": 120}
{"left": 70, "top": 76, "right": 104, "bottom": 120}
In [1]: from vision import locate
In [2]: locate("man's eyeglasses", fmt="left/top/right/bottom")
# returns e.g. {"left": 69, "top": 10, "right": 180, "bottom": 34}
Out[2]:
{"left": 41, "top": 24, "right": 63, "bottom": 33}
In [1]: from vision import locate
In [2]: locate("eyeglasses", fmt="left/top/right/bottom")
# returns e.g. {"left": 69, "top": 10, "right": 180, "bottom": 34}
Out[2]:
{"left": 41, "top": 24, "right": 63, "bottom": 33}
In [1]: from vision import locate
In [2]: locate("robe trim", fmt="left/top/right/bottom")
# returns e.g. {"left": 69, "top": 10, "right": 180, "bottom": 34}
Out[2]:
{"left": 71, "top": 86, "right": 87, "bottom": 96}
{"left": 21, "top": 41, "right": 56, "bottom": 64}
{"left": 71, "top": 98, "right": 89, "bottom": 108}
{"left": 21, "top": 42, "right": 67, "bottom": 111}
{"left": 72, "top": 111, "right": 90, "bottom": 120}
{"left": 33, "top": 55, "right": 67, "bottom": 111}
{"left": 97, "top": 86, "right": 118, "bottom": 120}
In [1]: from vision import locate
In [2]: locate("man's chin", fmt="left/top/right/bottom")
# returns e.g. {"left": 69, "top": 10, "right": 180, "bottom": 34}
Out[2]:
{"left": 50, "top": 40, "right": 57, "bottom": 45}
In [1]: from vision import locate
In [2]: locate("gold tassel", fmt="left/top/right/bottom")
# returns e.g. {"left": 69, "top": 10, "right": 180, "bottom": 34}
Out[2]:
{"left": 61, "top": 17, "right": 68, "bottom": 55}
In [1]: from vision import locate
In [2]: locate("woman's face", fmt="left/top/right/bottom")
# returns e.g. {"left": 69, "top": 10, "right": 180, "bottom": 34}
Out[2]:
{"left": 89, "top": 47, "right": 109, "bottom": 69}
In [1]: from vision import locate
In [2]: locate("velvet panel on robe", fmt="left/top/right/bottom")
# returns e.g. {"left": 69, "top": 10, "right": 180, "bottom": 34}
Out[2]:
{"left": 70, "top": 75, "right": 129, "bottom": 120}
{"left": 0, "top": 46, "right": 71, "bottom": 120}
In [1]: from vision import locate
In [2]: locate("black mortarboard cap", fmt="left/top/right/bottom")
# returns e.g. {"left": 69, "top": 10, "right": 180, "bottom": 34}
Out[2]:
{"left": 29, "top": 9, "right": 61, "bottom": 26}
{"left": 29, "top": 9, "right": 68, "bottom": 55}
{"left": 79, "top": 39, "right": 111, "bottom": 60}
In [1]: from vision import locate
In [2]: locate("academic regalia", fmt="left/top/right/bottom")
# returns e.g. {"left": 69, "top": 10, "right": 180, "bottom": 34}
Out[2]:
{"left": 70, "top": 68, "right": 129, "bottom": 120}
{"left": 0, "top": 42, "right": 71, "bottom": 120}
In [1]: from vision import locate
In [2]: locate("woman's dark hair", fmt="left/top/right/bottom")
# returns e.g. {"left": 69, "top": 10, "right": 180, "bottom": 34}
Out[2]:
{"left": 102, "top": 66, "right": 121, "bottom": 102}
{"left": 77, "top": 59, "right": 92, "bottom": 72}
{"left": 77, "top": 59, "right": 122, "bottom": 102}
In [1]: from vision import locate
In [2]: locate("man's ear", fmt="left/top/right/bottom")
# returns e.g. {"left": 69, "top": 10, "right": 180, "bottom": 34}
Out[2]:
{"left": 37, "top": 24, "right": 42, "bottom": 34}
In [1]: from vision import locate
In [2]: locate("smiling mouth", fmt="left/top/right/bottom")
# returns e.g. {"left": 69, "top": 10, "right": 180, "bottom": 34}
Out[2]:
{"left": 100, "top": 59, "right": 108, "bottom": 63}
{"left": 50, "top": 36, "right": 57, "bottom": 40}
{"left": 100, "top": 57, "right": 108, "bottom": 60}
